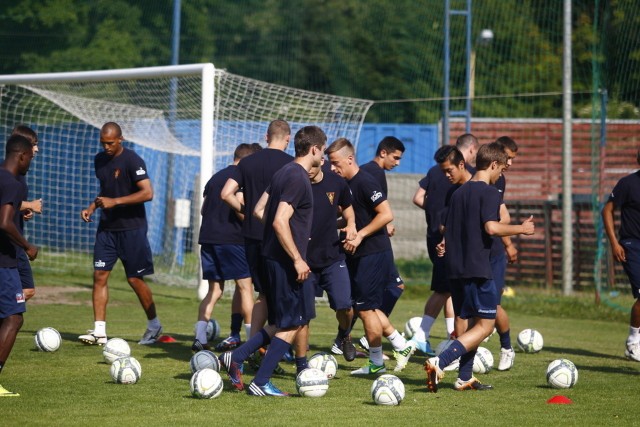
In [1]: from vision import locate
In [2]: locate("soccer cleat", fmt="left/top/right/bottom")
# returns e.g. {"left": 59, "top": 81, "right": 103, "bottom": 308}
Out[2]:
{"left": 247, "top": 349, "right": 286, "bottom": 375}
{"left": 625, "top": 341, "right": 640, "bottom": 362}
{"left": 498, "top": 347, "right": 516, "bottom": 371}
{"left": 424, "top": 356, "right": 445, "bottom": 393}
{"left": 359, "top": 336, "right": 370, "bottom": 352}
{"left": 215, "top": 335, "right": 241, "bottom": 352}
{"left": 247, "top": 381, "right": 290, "bottom": 397}
{"left": 341, "top": 336, "right": 357, "bottom": 362}
{"left": 138, "top": 326, "right": 163, "bottom": 345}
{"left": 443, "top": 357, "right": 460, "bottom": 371}
{"left": 350, "top": 360, "right": 386, "bottom": 375}
{"left": 219, "top": 351, "right": 244, "bottom": 391}
{"left": 331, "top": 339, "right": 344, "bottom": 355}
{"left": 0, "top": 385, "right": 19, "bottom": 397}
{"left": 282, "top": 347, "right": 295, "bottom": 362}
{"left": 191, "top": 339, "right": 211, "bottom": 352}
{"left": 412, "top": 339, "right": 436, "bottom": 357}
{"left": 454, "top": 376, "right": 494, "bottom": 391}
{"left": 393, "top": 340, "right": 417, "bottom": 372}
{"left": 78, "top": 330, "right": 107, "bottom": 346}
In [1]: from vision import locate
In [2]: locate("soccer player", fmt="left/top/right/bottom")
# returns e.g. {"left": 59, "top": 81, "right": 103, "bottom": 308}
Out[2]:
{"left": 359, "top": 136, "right": 405, "bottom": 320}
{"left": 193, "top": 143, "right": 262, "bottom": 352}
{"left": 0, "top": 135, "right": 38, "bottom": 397}
{"left": 221, "top": 120, "right": 292, "bottom": 342}
{"left": 326, "top": 138, "right": 416, "bottom": 375}
{"left": 79, "top": 122, "right": 162, "bottom": 345}
{"left": 410, "top": 134, "right": 479, "bottom": 355}
{"left": 491, "top": 136, "right": 520, "bottom": 371}
{"left": 219, "top": 125, "right": 325, "bottom": 396}
{"left": 8, "top": 125, "right": 42, "bottom": 302}
{"left": 602, "top": 147, "right": 640, "bottom": 361}
{"left": 306, "top": 160, "right": 358, "bottom": 361}
{"left": 425, "top": 143, "right": 534, "bottom": 392}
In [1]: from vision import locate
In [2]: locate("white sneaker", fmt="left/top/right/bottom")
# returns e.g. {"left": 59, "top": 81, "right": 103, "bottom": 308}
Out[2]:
{"left": 625, "top": 341, "right": 640, "bottom": 362}
{"left": 443, "top": 357, "right": 460, "bottom": 371}
{"left": 498, "top": 347, "right": 516, "bottom": 371}
{"left": 78, "top": 330, "right": 107, "bottom": 346}
{"left": 393, "top": 340, "right": 417, "bottom": 372}
{"left": 138, "top": 326, "right": 163, "bottom": 345}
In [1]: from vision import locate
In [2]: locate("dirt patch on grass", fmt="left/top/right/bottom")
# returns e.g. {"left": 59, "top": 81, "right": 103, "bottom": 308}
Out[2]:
{"left": 28, "top": 286, "right": 91, "bottom": 305}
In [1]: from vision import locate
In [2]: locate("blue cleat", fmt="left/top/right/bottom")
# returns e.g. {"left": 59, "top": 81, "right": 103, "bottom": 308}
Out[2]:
{"left": 247, "top": 381, "right": 290, "bottom": 397}
{"left": 412, "top": 339, "right": 436, "bottom": 357}
{"left": 218, "top": 351, "right": 244, "bottom": 391}
{"left": 215, "top": 335, "right": 241, "bottom": 352}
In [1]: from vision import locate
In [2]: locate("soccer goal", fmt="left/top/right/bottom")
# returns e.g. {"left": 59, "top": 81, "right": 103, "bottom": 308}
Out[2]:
{"left": 0, "top": 63, "right": 373, "bottom": 287}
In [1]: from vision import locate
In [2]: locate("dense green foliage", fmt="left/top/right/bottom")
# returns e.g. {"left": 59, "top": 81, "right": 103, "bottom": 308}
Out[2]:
{"left": 0, "top": 0, "right": 638, "bottom": 122}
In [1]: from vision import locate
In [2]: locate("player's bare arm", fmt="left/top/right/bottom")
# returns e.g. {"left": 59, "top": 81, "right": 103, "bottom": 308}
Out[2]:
{"left": 272, "top": 201, "right": 310, "bottom": 283}
{"left": 499, "top": 203, "right": 518, "bottom": 263}
{"left": 485, "top": 215, "right": 535, "bottom": 237}
{"left": 81, "top": 201, "right": 97, "bottom": 222}
{"left": 253, "top": 190, "right": 269, "bottom": 223}
{"left": 220, "top": 178, "right": 243, "bottom": 214}
{"left": 0, "top": 203, "right": 38, "bottom": 260}
{"left": 412, "top": 186, "right": 426, "bottom": 209}
{"left": 343, "top": 200, "right": 393, "bottom": 255}
{"left": 94, "top": 178, "right": 153, "bottom": 210}
{"left": 339, "top": 205, "right": 358, "bottom": 242}
{"left": 602, "top": 200, "right": 626, "bottom": 263}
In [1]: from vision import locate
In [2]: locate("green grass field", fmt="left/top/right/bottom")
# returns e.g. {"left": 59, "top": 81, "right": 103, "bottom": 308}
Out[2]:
{"left": 1, "top": 268, "right": 637, "bottom": 426}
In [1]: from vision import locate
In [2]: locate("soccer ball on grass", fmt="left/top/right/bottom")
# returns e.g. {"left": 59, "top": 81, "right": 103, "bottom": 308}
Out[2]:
{"left": 371, "top": 374, "right": 405, "bottom": 406}
{"left": 34, "top": 327, "right": 61, "bottom": 352}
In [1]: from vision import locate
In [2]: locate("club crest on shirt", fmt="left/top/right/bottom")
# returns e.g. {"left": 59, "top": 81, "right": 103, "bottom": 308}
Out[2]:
{"left": 136, "top": 167, "right": 146, "bottom": 176}
{"left": 371, "top": 191, "right": 382, "bottom": 202}
{"left": 326, "top": 192, "right": 335, "bottom": 205}
{"left": 114, "top": 168, "right": 121, "bottom": 179}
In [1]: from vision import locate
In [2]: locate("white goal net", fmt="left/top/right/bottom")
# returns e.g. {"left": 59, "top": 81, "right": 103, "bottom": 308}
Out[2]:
{"left": 0, "top": 64, "right": 373, "bottom": 287}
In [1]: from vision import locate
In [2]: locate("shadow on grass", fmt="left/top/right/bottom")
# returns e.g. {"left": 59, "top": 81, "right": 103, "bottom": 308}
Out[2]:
{"left": 543, "top": 345, "right": 624, "bottom": 360}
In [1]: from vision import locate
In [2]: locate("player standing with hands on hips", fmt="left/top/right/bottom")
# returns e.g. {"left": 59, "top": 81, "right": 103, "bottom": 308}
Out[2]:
{"left": 79, "top": 122, "right": 162, "bottom": 346}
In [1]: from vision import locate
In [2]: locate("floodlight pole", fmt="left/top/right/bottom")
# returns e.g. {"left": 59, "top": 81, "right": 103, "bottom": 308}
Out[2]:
{"left": 562, "top": 0, "right": 573, "bottom": 295}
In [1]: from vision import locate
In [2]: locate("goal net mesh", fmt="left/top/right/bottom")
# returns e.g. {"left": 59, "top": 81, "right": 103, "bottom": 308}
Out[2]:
{"left": 0, "top": 67, "right": 373, "bottom": 287}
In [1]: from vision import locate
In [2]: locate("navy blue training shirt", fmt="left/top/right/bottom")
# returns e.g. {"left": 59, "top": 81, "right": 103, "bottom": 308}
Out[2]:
{"left": 199, "top": 165, "right": 243, "bottom": 245}
{"left": 608, "top": 170, "right": 640, "bottom": 240}
{"left": 0, "top": 168, "right": 26, "bottom": 267}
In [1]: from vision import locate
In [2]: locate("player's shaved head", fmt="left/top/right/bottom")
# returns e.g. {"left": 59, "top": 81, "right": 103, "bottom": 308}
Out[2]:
{"left": 101, "top": 122, "right": 123, "bottom": 138}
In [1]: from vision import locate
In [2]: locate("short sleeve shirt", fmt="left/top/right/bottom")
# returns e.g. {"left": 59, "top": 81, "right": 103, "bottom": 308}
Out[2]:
{"left": 419, "top": 165, "right": 453, "bottom": 238}
{"left": 360, "top": 161, "right": 388, "bottom": 195}
{"left": 608, "top": 171, "right": 640, "bottom": 240}
{"left": 199, "top": 165, "right": 243, "bottom": 245}
{"left": 232, "top": 149, "right": 293, "bottom": 241}
{"left": 307, "top": 169, "right": 352, "bottom": 269}
{"left": 262, "top": 162, "right": 313, "bottom": 264}
{"left": 444, "top": 180, "right": 501, "bottom": 279}
{"left": 0, "top": 168, "right": 26, "bottom": 267}
{"left": 346, "top": 169, "right": 391, "bottom": 258}
{"left": 95, "top": 148, "right": 149, "bottom": 231}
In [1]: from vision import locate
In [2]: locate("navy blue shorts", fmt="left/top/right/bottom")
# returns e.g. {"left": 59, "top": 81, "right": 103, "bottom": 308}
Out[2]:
{"left": 94, "top": 228, "right": 154, "bottom": 278}
{"left": 245, "top": 238, "right": 267, "bottom": 294}
{"left": 450, "top": 278, "right": 498, "bottom": 320}
{"left": 348, "top": 250, "right": 392, "bottom": 311}
{"left": 201, "top": 243, "right": 250, "bottom": 281}
{"left": 17, "top": 248, "right": 34, "bottom": 290}
{"left": 387, "top": 259, "right": 404, "bottom": 289}
{"left": 308, "top": 260, "right": 352, "bottom": 311}
{"left": 490, "top": 251, "right": 507, "bottom": 303}
{"left": 0, "top": 267, "right": 26, "bottom": 318}
{"left": 264, "top": 258, "right": 316, "bottom": 329}
{"left": 621, "top": 238, "right": 640, "bottom": 298}
{"left": 427, "top": 236, "right": 449, "bottom": 292}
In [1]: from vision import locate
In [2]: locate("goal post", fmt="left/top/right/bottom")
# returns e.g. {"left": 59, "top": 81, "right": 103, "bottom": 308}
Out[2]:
{"left": 0, "top": 63, "right": 373, "bottom": 289}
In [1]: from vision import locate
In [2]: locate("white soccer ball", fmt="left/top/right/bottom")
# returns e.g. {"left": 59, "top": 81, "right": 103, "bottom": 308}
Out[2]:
{"left": 517, "top": 329, "right": 544, "bottom": 353}
{"left": 546, "top": 359, "right": 578, "bottom": 389}
{"left": 371, "top": 374, "right": 405, "bottom": 406}
{"left": 296, "top": 368, "right": 329, "bottom": 397}
{"left": 473, "top": 347, "right": 494, "bottom": 374}
{"left": 110, "top": 356, "right": 142, "bottom": 384}
{"left": 190, "top": 368, "right": 224, "bottom": 399}
{"left": 404, "top": 317, "right": 422, "bottom": 339}
{"left": 190, "top": 350, "right": 220, "bottom": 374}
{"left": 307, "top": 352, "right": 338, "bottom": 379}
{"left": 34, "top": 327, "right": 61, "bottom": 352}
{"left": 103, "top": 338, "right": 131, "bottom": 364}
{"left": 435, "top": 338, "right": 454, "bottom": 356}
{"left": 194, "top": 319, "right": 220, "bottom": 342}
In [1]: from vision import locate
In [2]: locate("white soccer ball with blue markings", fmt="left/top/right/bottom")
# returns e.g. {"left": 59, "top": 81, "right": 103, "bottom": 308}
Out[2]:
{"left": 190, "top": 350, "right": 220, "bottom": 373}
{"left": 546, "top": 359, "right": 578, "bottom": 389}
{"left": 308, "top": 352, "right": 338, "bottom": 379}
{"left": 103, "top": 338, "right": 131, "bottom": 364}
{"left": 517, "top": 329, "right": 544, "bottom": 353}
{"left": 296, "top": 368, "right": 329, "bottom": 397}
{"left": 190, "top": 368, "right": 224, "bottom": 399}
{"left": 472, "top": 346, "right": 494, "bottom": 374}
{"left": 34, "top": 327, "right": 61, "bottom": 352}
{"left": 371, "top": 374, "right": 405, "bottom": 406}
{"left": 110, "top": 356, "right": 142, "bottom": 384}
{"left": 404, "top": 317, "right": 422, "bottom": 339}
